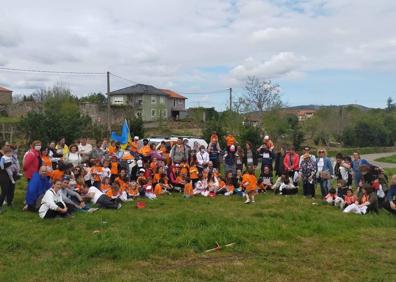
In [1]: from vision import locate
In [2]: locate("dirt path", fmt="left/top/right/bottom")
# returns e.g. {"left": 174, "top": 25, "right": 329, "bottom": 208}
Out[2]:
{"left": 361, "top": 152, "right": 396, "bottom": 169}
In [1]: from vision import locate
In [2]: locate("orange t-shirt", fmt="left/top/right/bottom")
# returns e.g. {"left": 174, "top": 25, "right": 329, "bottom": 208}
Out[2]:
{"left": 344, "top": 195, "right": 357, "bottom": 205}
{"left": 180, "top": 163, "right": 189, "bottom": 176}
{"left": 115, "top": 177, "right": 128, "bottom": 192}
{"left": 91, "top": 166, "right": 104, "bottom": 182}
{"left": 184, "top": 182, "right": 193, "bottom": 196}
{"left": 100, "top": 183, "right": 112, "bottom": 194}
{"left": 154, "top": 183, "right": 163, "bottom": 196}
{"left": 176, "top": 175, "right": 184, "bottom": 185}
{"left": 41, "top": 156, "right": 52, "bottom": 177}
{"left": 130, "top": 141, "right": 139, "bottom": 153}
{"left": 138, "top": 145, "right": 152, "bottom": 157}
{"left": 150, "top": 161, "right": 158, "bottom": 172}
{"left": 110, "top": 162, "right": 119, "bottom": 175}
{"left": 189, "top": 165, "right": 199, "bottom": 180}
{"left": 226, "top": 184, "right": 235, "bottom": 193}
{"left": 127, "top": 186, "right": 139, "bottom": 197}
{"left": 121, "top": 151, "right": 134, "bottom": 160}
{"left": 51, "top": 169, "right": 64, "bottom": 182}
{"left": 153, "top": 173, "right": 161, "bottom": 184}
{"left": 225, "top": 135, "right": 236, "bottom": 146}
{"left": 242, "top": 174, "right": 257, "bottom": 191}
{"left": 108, "top": 145, "right": 116, "bottom": 154}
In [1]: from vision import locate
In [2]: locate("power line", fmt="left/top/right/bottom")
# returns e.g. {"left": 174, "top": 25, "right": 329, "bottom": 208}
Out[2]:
{"left": 180, "top": 89, "right": 229, "bottom": 95}
{"left": 109, "top": 72, "right": 140, "bottom": 84}
{"left": 0, "top": 66, "right": 104, "bottom": 75}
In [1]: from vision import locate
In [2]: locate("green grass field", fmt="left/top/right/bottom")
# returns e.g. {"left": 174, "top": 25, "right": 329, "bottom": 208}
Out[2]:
{"left": 376, "top": 154, "right": 396, "bottom": 164}
{"left": 1, "top": 178, "right": 396, "bottom": 282}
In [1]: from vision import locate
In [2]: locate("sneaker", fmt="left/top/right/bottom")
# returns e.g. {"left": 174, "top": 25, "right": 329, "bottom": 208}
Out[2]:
{"left": 117, "top": 203, "right": 122, "bottom": 209}
{"left": 87, "top": 208, "right": 99, "bottom": 213}
{"left": 251, "top": 200, "right": 255, "bottom": 203}
{"left": 244, "top": 199, "right": 251, "bottom": 204}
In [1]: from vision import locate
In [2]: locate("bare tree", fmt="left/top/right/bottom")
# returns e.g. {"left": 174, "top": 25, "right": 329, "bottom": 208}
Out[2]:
{"left": 242, "top": 76, "right": 282, "bottom": 112}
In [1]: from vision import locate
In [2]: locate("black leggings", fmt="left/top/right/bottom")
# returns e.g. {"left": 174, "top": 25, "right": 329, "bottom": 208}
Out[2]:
{"left": 44, "top": 202, "right": 67, "bottom": 219}
{"left": 97, "top": 194, "right": 119, "bottom": 209}
{"left": 0, "top": 179, "right": 14, "bottom": 206}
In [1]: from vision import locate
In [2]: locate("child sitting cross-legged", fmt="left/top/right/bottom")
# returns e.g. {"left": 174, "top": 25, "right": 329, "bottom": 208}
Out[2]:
{"left": 144, "top": 178, "right": 157, "bottom": 200}
{"left": 194, "top": 173, "right": 209, "bottom": 197}
{"left": 126, "top": 181, "right": 140, "bottom": 200}
{"left": 343, "top": 188, "right": 357, "bottom": 209}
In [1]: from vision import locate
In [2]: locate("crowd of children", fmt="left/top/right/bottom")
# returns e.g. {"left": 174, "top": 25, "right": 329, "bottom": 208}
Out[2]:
{"left": 8, "top": 133, "right": 396, "bottom": 218}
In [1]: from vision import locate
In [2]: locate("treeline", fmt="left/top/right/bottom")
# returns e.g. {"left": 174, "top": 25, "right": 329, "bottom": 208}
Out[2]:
{"left": 302, "top": 104, "right": 396, "bottom": 147}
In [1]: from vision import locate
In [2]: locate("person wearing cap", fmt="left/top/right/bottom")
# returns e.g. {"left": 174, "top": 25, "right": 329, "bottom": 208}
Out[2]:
{"left": 316, "top": 149, "right": 333, "bottom": 198}
{"left": 299, "top": 146, "right": 316, "bottom": 167}
{"left": 138, "top": 139, "right": 152, "bottom": 163}
{"left": 300, "top": 152, "right": 317, "bottom": 198}
{"left": 170, "top": 137, "right": 188, "bottom": 164}
{"left": 129, "top": 136, "right": 140, "bottom": 154}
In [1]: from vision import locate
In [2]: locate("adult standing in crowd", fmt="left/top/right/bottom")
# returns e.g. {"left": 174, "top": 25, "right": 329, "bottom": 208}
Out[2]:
{"left": 207, "top": 136, "right": 221, "bottom": 169}
{"left": 316, "top": 149, "right": 333, "bottom": 199}
{"left": 23, "top": 140, "right": 42, "bottom": 183}
{"left": 196, "top": 145, "right": 209, "bottom": 174}
{"left": 78, "top": 137, "right": 93, "bottom": 161}
{"left": 243, "top": 142, "right": 257, "bottom": 171}
{"left": 274, "top": 146, "right": 285, "bottom": 177}
{"left": 0, "top": 144, "right": 15, "bottom": 211}
{"left": 55, "top": 137, "right": 69, "bottom": 158}
{"left": 352, "top": 152, "right": 363, "bottom": 187}
{"left": 300, "top": 153, "right": 317, "bottom": 198}
{"left": 283, "top": 146, "right": 300, "bottom": 187}
{"left": 170, "top": 137, "right": 188, "bottom": 164}
{"left": 299, "top": 146, "right": 316, "bottom": 167}
{"left": 257, "top": 140, "right": 273, "bottom": 176}
{"left": 64, "top": 144, "right": 82, "bottom": 167}
{"left": 224, "top": 145, "right": 237, "bottom": 175}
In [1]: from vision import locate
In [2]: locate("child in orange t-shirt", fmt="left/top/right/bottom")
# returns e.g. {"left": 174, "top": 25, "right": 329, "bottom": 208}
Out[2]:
{"left": 189, "top": 162, "right": 199, "bottom": 186}
{"left": 91, "top": 159, "right": 104, "bottom": 188}
{"left": 225, "top": 133, "right": 236, "bottom": 147}
{"left": 180, "top": 161, "right": 189, "bottom": 176}
{"left": 150, "top": 158, "right": 158, "bottom": 173}
{"left": 184, "top": 177, "right": 193, "bottom": 198}
{"left": 343, "top": 189, "right": 358, "bottom": 208}
{"left": 51, "top": 162, "right": 65, "bottom": 182}
{"left": 115, "top": 168, "right": 129, "bottom": 192}
{"left": 100, "top": 177, "right": 112, "bottom": 195}
{"left": 242, "top": 168, "right": 257, "bottom": 204}
{"left": 110, "top": 155, "right": 120, "bottom": 182}
{"left": 127, "top": 181, "right": 140, "bottom": 199}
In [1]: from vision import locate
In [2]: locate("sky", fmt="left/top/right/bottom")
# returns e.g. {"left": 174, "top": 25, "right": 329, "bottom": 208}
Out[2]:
{"left": 0, "top": 0, "right": 395, "bottom": 110}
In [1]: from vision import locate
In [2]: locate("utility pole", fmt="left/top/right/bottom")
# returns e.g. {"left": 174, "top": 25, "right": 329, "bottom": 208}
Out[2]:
{"left": 229, "top": 87, "right": 233, "bottom": 111}
{"left": 107, "top": 71, "right": 111, "bottom": 134}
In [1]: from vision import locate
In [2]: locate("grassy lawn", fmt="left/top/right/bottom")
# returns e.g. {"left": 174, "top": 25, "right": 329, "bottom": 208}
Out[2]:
{"left": 1, "top": 180, "right": 395, "bottom": 281}
{"left": 376, "top": 154, "right": 396, "bottom": 164}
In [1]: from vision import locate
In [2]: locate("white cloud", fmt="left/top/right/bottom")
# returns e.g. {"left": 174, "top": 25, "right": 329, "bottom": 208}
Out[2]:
{"left": 250, "top": 27, "right": 298, "bottom": 42}
{"left": 230, "top": 52, "right": 306, "bottom": 81}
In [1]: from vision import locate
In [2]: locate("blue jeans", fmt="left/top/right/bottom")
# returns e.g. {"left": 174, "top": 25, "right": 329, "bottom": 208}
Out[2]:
{"left": 317, "top": 178, "right": 330, "bottom": 198}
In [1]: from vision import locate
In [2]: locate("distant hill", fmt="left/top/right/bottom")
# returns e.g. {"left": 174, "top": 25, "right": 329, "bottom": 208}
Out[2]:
{"left": 285, "top": 104, "right": 373, "bottom": 111}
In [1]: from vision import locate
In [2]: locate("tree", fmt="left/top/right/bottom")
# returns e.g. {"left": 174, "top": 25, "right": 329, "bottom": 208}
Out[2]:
{"left": 19, "top": 86, "right": 91, "bottom": 145}
{"left": 128, "top": 117, "right": 145, "bottom": 138}
{"left": 79, "top": 93, "right": 107, "bottom": 104}
{"left": 241, "top": 76, "right": 282, "bottom": 112}
{"left": 387, "top": 97, "right": 394, "bottom": 112}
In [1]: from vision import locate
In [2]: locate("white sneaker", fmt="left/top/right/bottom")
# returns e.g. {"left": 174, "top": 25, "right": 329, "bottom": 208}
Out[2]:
{"left": 244, "top": 199, "right": 251, "bottom": 204}
{"left": 117, "top": 203, "right": 122, "bottom": 209}
{"left": 251, "top": 200, "right": 255, "bottom": 203}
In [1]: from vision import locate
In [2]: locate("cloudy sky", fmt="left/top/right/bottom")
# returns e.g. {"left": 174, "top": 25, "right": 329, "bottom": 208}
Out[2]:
{"left": 0, "top": 0, "right": 395, "bottom": 109}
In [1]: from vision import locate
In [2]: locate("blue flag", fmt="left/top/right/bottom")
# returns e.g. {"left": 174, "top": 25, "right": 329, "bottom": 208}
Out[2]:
{"left": 111, "top": 119, "right": 131, "bottom": 147}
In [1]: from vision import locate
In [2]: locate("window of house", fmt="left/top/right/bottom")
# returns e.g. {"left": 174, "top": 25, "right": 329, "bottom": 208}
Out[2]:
{"left": 151, "top": 96, "right": 157, "bottom": 104}
{"left": 160, "top": 96, "right": 165, "bottom": 104}
{"left": 137, "top": 99, "right": 143, "bottom": 106}
{"left": 151, "top": 109, "right": 156, "bottom": 117}
{"left": 162, "top": 110, "right": 167, "bottom": 118}
{"left": 177, "top": 99, "right": 184, "bottom": 105}
{"left": 136, "top": 111, "right": 142, "bottom": 118}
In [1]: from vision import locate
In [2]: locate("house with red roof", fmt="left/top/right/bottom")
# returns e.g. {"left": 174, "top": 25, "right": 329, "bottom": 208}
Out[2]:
{"left": 108, "top": 84, "right": 187, "bottom": 122}
{"left": 0, "top": 86, "right": 12, "bottom": 105}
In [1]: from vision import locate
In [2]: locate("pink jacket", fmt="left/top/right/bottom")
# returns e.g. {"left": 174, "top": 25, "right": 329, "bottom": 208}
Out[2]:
{"left": 23, "top": 149, "right": 40, "bottom": 180}
{"left": 283, "top": 153, "right": 300, "bottom": 171}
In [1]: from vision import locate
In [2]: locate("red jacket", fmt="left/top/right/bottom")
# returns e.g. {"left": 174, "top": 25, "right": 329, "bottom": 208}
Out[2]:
{"left": 283, "top": 152, "right": 300, "bottom": 171}
{"left": 23, "top": 149, "right": 40, "bottom": 180}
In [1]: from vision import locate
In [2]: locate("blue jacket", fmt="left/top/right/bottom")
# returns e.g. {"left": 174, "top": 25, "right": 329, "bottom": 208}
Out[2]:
{"left": 316, "top": 157, "right": 333, "bottom": 175}
{"left": 387, "top": 185, "right": 396, "bottom": 202}
{"left": 25, "top": 172, "right": 52, "bottom": 206}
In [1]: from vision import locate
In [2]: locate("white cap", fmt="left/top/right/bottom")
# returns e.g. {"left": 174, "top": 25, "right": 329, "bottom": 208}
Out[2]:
{"left": 139, "top": 168, "right": 145, "bottom": 173}
{"left": 134, "top": 136, "right": 139, "bottom": 140}
{"left": 264, "top": 135, "right": 269, "bottom": 140}
{"left": 145, "top": 185, "right": 152, "bottom": 190}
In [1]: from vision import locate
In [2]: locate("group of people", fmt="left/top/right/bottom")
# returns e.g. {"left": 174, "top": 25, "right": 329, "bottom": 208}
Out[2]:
{"left": 0, "top": 133, "right": 395, "bottom": 218}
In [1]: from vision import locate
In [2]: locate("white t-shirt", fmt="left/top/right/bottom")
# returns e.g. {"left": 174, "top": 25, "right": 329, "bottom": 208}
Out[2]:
{"left": 88, "top": 186, "right": 104, "bottom": 204}
{"left": 317, "top": 158, "right": 324, "bottom": 173}
{"left": 78, "top": 143, "right": 93, "bottom": 155}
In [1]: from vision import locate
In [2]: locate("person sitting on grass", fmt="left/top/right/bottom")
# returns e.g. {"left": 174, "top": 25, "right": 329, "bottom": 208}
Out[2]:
{"left": 193, "top": 173, "right": 209, "bottom": 197}
{"left": 324, "top": 188, "right": 345, "bottom": 209}
{"left": 343, "top": 184, "right": 378, "bottom": 215}
{"left": 343, "top": 189, "right": 357, "bottom": 209}
{"left": 80, "top": 183, "right": 121, "bottom": 209}
{"left": 24, "top": 166, "right": 52, "bottom": 212}
{"left": 126, "top": 181, "right": 140, "bottom": 200}
{"left": 38, "top": 180, "right": 69, "bottom": 219}
{"left": 384, "top": 174, "right": 396, "bottom": 215}
{"left": 242, "top": 167, "right": 257, "bottom": 204}
{"left": 144, "top": 179, "right": 157, "bottom": 200}
{"left": 59, "top": 176, "right": 86, "bottom": 213}
{"left": 273, "top": 173, "right": 297, "bottom": 195}
{"left": 259, "top": 165, "right": 273, "bottom": 192}
{"left": 184, "top": 177, "right": 193, "bottom": 198}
